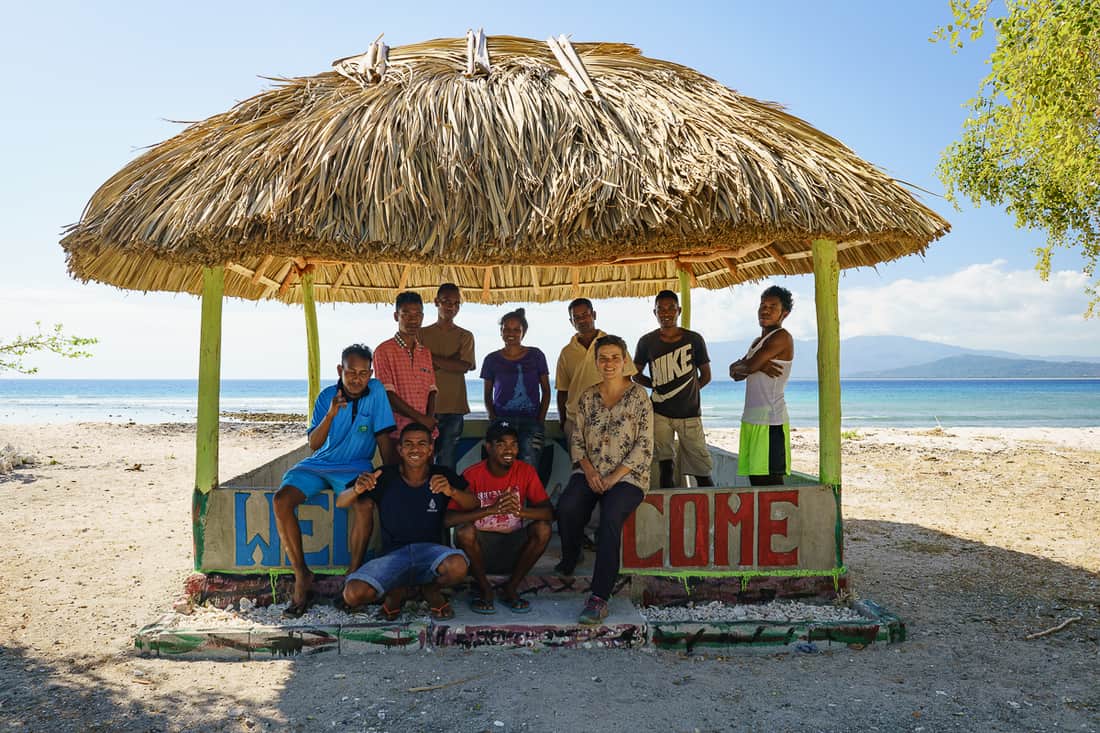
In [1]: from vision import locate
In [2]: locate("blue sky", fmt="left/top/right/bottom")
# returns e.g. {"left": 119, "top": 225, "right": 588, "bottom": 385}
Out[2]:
{"left": 2, "top": 0, "right": 1096, "bottom": 378}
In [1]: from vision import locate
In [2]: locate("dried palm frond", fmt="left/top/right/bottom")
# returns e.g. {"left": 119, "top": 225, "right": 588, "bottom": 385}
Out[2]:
{"left": 61, "top": 35, "right": 949, "bottom": 304}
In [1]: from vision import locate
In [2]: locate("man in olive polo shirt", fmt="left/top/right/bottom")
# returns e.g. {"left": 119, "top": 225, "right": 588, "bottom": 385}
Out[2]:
{"left": 554, "top": 297, "right": 637, "bottom": 445}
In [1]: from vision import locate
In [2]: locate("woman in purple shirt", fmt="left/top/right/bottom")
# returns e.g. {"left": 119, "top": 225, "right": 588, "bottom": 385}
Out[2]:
{"left": 480, "top": 308, "right": 551, "bottom": 467}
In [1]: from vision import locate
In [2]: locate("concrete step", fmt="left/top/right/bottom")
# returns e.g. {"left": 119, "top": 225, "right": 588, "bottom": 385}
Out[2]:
{"left": 430, "top": 594, "right": 645, "bottom": 650}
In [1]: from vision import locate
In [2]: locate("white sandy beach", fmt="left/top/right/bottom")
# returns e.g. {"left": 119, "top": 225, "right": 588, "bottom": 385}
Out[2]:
{"left": 0, "top": 421, "right": 1097, "bottom": 731}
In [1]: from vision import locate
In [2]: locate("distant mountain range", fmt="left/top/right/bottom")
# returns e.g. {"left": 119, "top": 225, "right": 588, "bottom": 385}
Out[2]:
{"left": 705, "top": 335, "right": 1100, "bottom": 380}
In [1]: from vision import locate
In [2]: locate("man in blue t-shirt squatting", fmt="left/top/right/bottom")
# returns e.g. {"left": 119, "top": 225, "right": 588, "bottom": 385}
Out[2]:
{"left": 337, "top": 422, "right": 480, "bottom": 620}
{"left": 273, "top": 344, "right": 398, "bottom": 618}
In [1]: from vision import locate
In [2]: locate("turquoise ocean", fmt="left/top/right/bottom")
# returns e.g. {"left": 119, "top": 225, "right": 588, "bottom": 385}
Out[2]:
{"left": 1, "top": 379, "right": 1098, "bottom": 427}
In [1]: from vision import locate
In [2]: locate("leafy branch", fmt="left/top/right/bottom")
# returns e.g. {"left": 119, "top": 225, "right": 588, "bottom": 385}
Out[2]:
{"left": 0, "top": 322, "right": 98, "bottom": 374}
{"left": 933, "top": 0, "right": 1100, "bottom": 316}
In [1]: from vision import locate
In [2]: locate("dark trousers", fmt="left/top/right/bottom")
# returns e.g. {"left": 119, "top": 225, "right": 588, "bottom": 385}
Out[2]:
{"left": 434, "top": 413, "right": 464, "bottom": 471}
{"left": 557, "top": 473, "right": 644, "bottom": 600}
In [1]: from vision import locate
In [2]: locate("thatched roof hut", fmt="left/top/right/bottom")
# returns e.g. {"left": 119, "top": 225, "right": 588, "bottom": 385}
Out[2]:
{"left": 62, "top": 35, "right": 948, "bottom": 304}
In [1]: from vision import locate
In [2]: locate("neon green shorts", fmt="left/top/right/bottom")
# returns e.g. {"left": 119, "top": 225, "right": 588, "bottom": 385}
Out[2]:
{"left": 737, "top": 422, "right": 791, "bottom": 476}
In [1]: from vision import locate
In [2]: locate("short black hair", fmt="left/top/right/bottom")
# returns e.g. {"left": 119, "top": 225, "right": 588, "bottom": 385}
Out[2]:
{"left": 395, "top": 291, "right": 423, "bottom": 310}
{"left": 500, "top": 307, "right": 528, "bottom": 334}
{"left": 568, "top": 297, "right": 594, "bottom": 315}
{"left": 436, "top": 283, "right": 460, "bottom": 298}
{"left": 341, "top": 344, "right": 373, "bottom": 363}
{"left": 485, "top": 419, "right": 520, "bottom": 443}
{"left": 400, "top": 422, "right": 433, "bottom": 442}
{"left": 654, "top": 290, "right": 679, "bottom": 305}
{"left": 762, "top": 285, "right": 793, "bottom": 313}
{"left": 593, "top": 334, "right": 628, "bottom": 360}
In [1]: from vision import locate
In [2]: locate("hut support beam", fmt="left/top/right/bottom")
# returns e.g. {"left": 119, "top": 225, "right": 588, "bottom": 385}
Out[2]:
{"left": 482, "top": 267, "right": 492, "bottom": 302}
{"left": 302, "top": 273, "right": 321, "bottom": 413}
{"left": 812, "top": 239, "right": 841, "bottom": 487}
{"left": 195, "top": 266, "right": 223, "bottom": 495}
{"left": 678, "top": 268, "right": 692, "bottom": 329}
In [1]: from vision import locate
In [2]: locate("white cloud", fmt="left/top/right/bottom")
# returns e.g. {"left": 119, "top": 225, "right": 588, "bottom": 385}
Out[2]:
{"left": 2, "top": 262, "right": 1095, "bottom": 378}
{"left": 836, "top": 261, "right": 1097, "bottom": 357}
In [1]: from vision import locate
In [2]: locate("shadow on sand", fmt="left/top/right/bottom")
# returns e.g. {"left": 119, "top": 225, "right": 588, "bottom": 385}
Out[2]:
{"left": 261, "top": 519, "right": 1099, "bottom": 731}
{"left": 1, "top": 520, "right": 1096, "bottom": 732}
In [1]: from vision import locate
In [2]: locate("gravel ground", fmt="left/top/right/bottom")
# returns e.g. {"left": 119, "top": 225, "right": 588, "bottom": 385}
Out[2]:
{"left": 0, "top": 422, "right": 1097, "bottom": 732}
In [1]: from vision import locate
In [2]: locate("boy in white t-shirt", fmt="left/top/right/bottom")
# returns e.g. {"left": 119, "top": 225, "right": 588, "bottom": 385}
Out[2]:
{"left": 728, "top": 286, "right": 794, "bottom": 485}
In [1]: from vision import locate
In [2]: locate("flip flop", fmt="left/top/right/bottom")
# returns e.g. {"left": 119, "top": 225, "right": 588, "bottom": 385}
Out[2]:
{"left": 379, "top": 602, "right": 402, "bottom": 622}
{"left": 500, "top": 596, "right": 531, "bottom": 614}
{"left": 469, "top": 596, "right": 497, "bottom": 615}
{"left": 430, "top": 602, "right": 455, "bottom": 621}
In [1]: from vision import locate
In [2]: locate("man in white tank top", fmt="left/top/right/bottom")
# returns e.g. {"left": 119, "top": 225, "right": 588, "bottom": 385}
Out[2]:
{"left": 728, "top": 286, "right": 794, "bottom": 485}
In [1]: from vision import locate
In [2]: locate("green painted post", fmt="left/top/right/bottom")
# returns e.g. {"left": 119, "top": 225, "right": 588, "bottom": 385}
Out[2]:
{"left": 678, "top": 269, "right": 692, "bottom": 329}
{"left": 812, "top": 239, "right": 841, "bottom": 487}
{"left": 195, "top": 266, "right": 224, "bottom": 494}
{"left": 302, "top": 272, "right": 321, "bottom": 414}
{"left": 193, "top": 267, "right": 223, "bottom": 571}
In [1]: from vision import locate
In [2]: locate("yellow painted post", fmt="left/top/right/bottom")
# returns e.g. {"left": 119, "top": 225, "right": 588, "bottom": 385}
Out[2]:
{"left": 678, "top": 269, "right": 692, "bottom": 329}
{"left": 302, "top": 272, "right": 321, "bottom": 414}
{"left": 195, "top": 266, "right": 224, "bottom": 493}
{"left": 812, "top": 239, "right": 841, "bottom": 486}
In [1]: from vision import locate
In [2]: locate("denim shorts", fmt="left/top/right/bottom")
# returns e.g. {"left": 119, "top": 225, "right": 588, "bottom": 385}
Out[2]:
{"left": 344, "top": 543, "right": 468, "bottom": 596}
{"left": 280, "top": 467, "right": 361, "bottom": 499}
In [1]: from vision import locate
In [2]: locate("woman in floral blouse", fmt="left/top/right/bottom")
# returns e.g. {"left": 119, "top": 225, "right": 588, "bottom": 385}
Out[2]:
{"left": 555, "top": 334, "right": 653, "bottom": 624}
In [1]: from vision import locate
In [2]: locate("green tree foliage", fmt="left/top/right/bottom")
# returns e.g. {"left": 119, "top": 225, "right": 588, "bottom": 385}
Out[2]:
{"left": 0, "top": 323, "right": 97, "bottom": 374}
{"left": 934, "top": 0, "right": 1100, "bottom": 315}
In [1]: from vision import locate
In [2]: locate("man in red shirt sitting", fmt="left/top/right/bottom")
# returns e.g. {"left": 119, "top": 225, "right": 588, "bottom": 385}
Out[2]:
{"left": 447, "top": 420, "right": 552, "bottom": 614}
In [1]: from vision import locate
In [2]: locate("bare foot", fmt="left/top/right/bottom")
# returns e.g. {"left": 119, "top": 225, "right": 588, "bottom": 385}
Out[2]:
{"left": 292, "top": 568, "right": 315, "bottom": 607}
{"left": 421, "top": 583, "right": 446, "bottom": 609}
{"left": 379, "top": 588, "right": 407, "bottom": 620}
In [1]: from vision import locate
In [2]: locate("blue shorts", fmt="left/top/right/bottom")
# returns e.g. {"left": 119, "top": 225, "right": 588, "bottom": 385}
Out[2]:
{"left": 280, "top": 467, "right": 361, "bottom": 499}
{"left": 345, "top": 543, "right": 468, "bottom": 596}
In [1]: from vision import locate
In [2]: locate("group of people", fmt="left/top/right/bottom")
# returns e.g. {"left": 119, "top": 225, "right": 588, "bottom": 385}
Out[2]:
{"left": 273, "top": 283, "right": 795, "bottom": 624}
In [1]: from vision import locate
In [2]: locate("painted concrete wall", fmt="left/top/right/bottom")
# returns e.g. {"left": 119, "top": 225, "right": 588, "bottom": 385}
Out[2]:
{"left": 621, "top": 485, "right": 839, "bottom": 572}
{"left": 200, "top": 421, "right": 834, "bottom": 574}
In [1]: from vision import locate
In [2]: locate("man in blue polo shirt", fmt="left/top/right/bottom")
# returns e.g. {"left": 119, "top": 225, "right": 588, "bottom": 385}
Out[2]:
{"left": 338, "top": 422, "right": 480, "bottom": 620}
{"left": 274, "top": 344, "right": 396, "bottom": 618}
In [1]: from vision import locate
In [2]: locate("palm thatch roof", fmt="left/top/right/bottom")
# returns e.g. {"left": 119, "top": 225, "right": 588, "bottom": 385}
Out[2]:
{"left": 61, "top": 35, "right": 949, "bottom": 304}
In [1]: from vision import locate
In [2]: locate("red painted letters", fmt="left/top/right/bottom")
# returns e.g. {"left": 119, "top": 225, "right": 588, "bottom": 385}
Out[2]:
{"left": 621, "top": 493, "right": 665, "bottom": 568}
{"left": 669, "top": 493, "right": 709, "bottom": 566}
{"left": 621, "top": 488, "right": 807, "bottom": 570}
{"left": 757, "top": 490, "right": 799, "bottom": 566}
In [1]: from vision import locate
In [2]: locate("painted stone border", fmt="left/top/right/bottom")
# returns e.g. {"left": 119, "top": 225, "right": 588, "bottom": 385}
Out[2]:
{"left": 134, "top": 598, "right": 904, "bottom": 660}
{"left": 135, "top": 617, "right": 428, "bottom": 659}
{"left": 648, "top": 599, "right": 905, "bottom": 655}
{"left": 429, "top": 621, "right": 646, "bottom": 650}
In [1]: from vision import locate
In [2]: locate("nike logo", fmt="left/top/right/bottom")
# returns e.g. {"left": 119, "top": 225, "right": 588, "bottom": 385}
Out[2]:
{"left": 652, "top": 380, "right": 690, "bottom": 403}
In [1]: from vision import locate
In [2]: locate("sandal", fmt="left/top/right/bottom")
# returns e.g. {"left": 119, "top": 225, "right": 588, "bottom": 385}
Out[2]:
{"left": 379, "top": 603, "right": 402, "bottom": 622}
{"left": 500, "top": 595, "right": 531, "bottom": 614}
{"left": 469, "top": 596, "right": 497, "bottom": 615}
{"left": 430, "top": 602, "right": 455, "bottom": 621}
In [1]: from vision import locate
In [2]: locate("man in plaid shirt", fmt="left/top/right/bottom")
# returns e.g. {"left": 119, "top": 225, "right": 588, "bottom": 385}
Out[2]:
{"left": 374, "top": 291, "right": 439, "bottom": 439}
